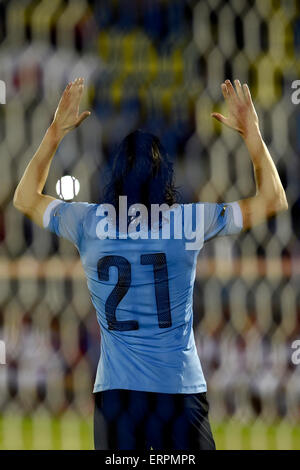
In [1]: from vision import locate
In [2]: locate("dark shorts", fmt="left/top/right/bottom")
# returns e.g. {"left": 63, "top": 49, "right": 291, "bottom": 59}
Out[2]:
{"left": 94, "top": 389, "right": 216, "bottom": 450}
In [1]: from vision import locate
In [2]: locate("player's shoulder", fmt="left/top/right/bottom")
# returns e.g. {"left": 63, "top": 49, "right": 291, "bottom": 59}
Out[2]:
{"left": 74, "top": 201, "right": 99, "bottom": 227}
{"left": 43, "top": 199, "right": 97, "bottom": 227}
{"left": 59, "top": 199, "right": 98, "bottom": 217}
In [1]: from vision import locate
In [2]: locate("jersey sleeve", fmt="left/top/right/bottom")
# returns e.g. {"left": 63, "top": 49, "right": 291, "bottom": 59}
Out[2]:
{"left": 203, "top": 201, "right": 243, "bottom": 242}
{"left": 42, "top": 199, "right": 93, "bottom": 247}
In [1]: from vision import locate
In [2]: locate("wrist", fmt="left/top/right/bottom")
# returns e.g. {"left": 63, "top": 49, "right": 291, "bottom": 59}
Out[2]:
{"left": 243, "top": 124, "right": 265, "bottom": 164}
{"left": 48, "top": 122, "right": 67, "bottom": 143}
{"left": 242, "top": 123, "right": 261, "bottom": 143}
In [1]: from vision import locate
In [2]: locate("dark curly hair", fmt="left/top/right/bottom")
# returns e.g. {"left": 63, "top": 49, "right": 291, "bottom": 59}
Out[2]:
{"left": 102, "top": 130, "right": 178, "bottom": 212}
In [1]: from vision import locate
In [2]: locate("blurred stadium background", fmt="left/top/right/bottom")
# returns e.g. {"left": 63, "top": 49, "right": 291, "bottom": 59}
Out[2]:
{"left": 0, "top": 0, "right": 300, "bottom": 450}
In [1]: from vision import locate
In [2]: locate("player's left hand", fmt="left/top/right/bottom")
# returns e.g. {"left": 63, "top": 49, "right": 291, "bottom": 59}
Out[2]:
{"left": 211, "top": 79, "right": 259, "bottom": 139}
{"left": 52, "top": 78, "right": 91, "bottom": 136}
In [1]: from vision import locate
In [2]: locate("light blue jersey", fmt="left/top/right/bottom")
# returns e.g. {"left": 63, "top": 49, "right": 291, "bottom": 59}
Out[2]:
{"left": 43, "top": 199, "right": 243, "bottom": 394}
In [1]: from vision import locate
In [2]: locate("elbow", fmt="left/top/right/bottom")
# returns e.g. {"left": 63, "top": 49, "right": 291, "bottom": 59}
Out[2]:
{"left": 280, "top": 199, "right": 288, "bottom": 212}
{"left": 275, "top": 191, "right": 288, "bottom": 212}
{"left": 257, "top": 190, "right": 288, "bottom": 219}
{"left": 13, "top": 198, "right": 25, "bottom": 213}
{"left": 270, "top": 190, "right": 288, "bottom": 215}
{"left": 13, "top": 190, "right": 22, "bottom": 210}
{"left": 13, "top": 188, "right": 40, "bottom": 216}
{"left": 13, "top": 188, "right": 26, "bottom": 213}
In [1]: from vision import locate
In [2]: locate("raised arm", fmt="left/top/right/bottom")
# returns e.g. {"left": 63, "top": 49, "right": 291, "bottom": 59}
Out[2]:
{"left": 13, "top": 78, "right": 90, "bottom": 227}
{"left": 212, "top": 79, "right": 288, "bottom": 230}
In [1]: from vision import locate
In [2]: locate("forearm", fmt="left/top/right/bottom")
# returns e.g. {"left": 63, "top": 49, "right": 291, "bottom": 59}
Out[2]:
{"left": 244, "top": 125, "right": 287, "bottom": 208}
{"left": 14, "top": 124, "right": 64, "bottom": 206}
{"left": 238, "top": 125, "right": 288, "bottom": 229}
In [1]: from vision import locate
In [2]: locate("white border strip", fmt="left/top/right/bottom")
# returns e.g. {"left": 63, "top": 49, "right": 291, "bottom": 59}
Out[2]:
{"left": 43, "top": 199, "right": 63, "bottom": 228}
{"left": 229, "top": 201, "right": 243, "bottom": 230}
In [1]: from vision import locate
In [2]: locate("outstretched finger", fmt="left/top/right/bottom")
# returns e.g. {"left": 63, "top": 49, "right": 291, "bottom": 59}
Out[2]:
{"left": 243, "top": 83, "right": 254, "bottom": 106}
{"left": 225, "top": 79, "right": 238, "bottom": 101}
{"left": 75, "top": 110, "right": 91, "bottom": 127}
{"left": 234, "top": 79, "right": 245, "bottom": 102}
{"left": 69, "top": 78, "right": 82, "bottom": 92}
{"left": 211, "top": 112, "right": 228, "bottom": 126}
{"left": 221, "top": 83, "right": 229, "bottom": 101}
{"left": 57, "top": 83, "right": 71, "bottom": 106}
{"left": 73, "top": 79, "right": 85, "bottom": 97}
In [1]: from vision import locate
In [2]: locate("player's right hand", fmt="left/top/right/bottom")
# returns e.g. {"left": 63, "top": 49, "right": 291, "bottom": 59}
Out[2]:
{"left": 211, "top": 80, "right": 259, "bottom": 139}
{"left": 52, "top": 78, "right": 91, "bottom": 136}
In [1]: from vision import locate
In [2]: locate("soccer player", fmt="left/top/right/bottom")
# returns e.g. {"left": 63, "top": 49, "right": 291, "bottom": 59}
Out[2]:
{"left": 13, "top": 78, "right": 288, "bottom": 450}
